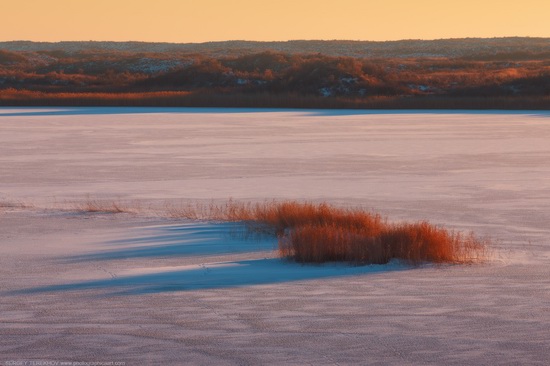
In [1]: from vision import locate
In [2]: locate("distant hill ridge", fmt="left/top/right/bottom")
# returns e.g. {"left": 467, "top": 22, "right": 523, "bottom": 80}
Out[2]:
{"left": 2, "top": 37, "right": 549, "bottom": 109}
{"left": 2, "top": 38, "right": 550, "bottom": 58}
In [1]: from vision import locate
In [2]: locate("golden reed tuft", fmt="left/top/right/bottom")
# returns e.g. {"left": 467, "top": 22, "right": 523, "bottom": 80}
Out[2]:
{"left": 168, "top": 200, "right": 488, "bottom": 265}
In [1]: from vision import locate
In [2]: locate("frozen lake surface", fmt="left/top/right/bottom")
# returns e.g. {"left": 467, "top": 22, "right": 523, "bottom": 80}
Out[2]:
{"left": 1, "top": 108, "right": 549, "bottom": 364}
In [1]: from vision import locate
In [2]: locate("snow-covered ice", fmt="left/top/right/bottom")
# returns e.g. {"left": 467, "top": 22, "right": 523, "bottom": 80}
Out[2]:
{"left": 1, "top": 108, "right": 549, "bottom": 364}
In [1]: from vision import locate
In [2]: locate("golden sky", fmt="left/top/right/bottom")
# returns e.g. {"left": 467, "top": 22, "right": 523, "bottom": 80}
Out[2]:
{"left": 2, "top": 0, "right": 549, "bottom": 42}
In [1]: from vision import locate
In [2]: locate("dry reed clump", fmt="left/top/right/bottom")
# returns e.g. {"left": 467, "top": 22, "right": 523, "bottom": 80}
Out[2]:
{"left": 279, "top": 218, "right": 487, "bottom": 265}
{"left": 73, "top": 197, "right": 138, "bottom": 214}
{"left": 170, "top": 200, "right": 488, "bottom": 265}
{"left": 165, "top": 199, "right": 254, "bottom": 221}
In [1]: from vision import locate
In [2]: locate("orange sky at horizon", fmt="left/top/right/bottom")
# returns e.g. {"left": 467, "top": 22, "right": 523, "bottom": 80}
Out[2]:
{"left": 2, "top": 0, "right": 550, "bottom": 43}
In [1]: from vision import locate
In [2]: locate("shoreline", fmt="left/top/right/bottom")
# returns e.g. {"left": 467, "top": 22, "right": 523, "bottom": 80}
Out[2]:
{"left": 2, "top": 93, "right": 550, "bottom": 110}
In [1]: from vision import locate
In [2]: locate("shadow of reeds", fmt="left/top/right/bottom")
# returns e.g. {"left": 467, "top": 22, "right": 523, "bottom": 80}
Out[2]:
{"left": 68, "top": 222, "right": 277, "bottom": 261}
{"left": 10, "top": 258, "right": 409, "bottom": 296}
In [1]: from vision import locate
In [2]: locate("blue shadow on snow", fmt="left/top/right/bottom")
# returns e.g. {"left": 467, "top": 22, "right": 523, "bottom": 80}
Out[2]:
{"left": 5, "top": 221, "right": 410, "bottom": 296}
{"left": 9, "top": 258, "right": 409, "bottom": 296}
